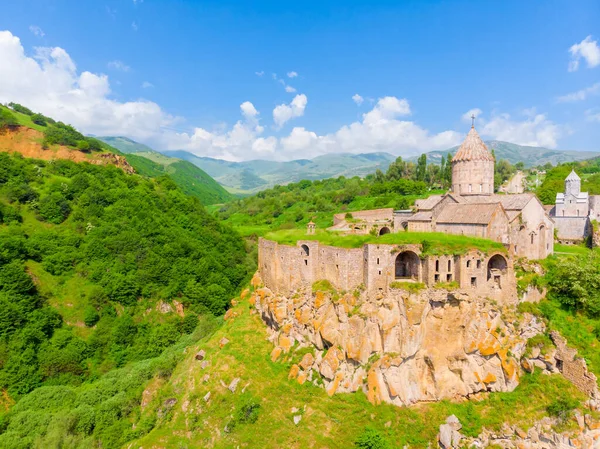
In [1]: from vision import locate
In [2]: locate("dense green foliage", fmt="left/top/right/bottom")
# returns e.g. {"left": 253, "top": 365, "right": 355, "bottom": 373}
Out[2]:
{"left": 0, "top": 153, "right": 251, "bottom": 404}
{"left": 0, "top": 317, "right": 219, "bottom": 449}
{"left": 537, "top": 158, "right": 600, "bottom": 204}
{"left": 355, "top": 427, "right": 392, "bottom": 449}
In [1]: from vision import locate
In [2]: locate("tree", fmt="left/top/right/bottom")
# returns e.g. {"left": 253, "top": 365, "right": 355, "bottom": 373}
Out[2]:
{"left": 31, "top": 113, "right": 47, "bottom": 126}
{"left": 416, "top": 154, "right": 427, "bottom": 182}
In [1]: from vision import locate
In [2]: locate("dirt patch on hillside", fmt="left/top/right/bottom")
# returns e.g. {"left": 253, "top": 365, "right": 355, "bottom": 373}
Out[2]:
{"left": 0, "top": 126, "right": 135, "bottom": 173}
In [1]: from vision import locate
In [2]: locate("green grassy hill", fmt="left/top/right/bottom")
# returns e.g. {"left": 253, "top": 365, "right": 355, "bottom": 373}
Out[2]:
{"left": 98, "top": 137, "right": 233, "bottom": 205}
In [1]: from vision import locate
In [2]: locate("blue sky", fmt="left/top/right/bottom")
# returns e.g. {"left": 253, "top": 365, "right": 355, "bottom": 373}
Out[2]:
{"left": 1, "top": 0, "right": 599, "bottom": 160}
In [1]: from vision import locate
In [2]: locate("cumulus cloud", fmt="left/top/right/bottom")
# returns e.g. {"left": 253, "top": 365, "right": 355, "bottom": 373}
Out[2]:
{"left": 461, "top": 108, "right": 482, "bottom": 123}
{"left": 568, "top": 35, "right": 600, "bottom": 71}
{"left": 240, "top": 101, "right": 259, "bottom": 120}
{"left": 285, "top": 85, "right": 297, "bottom": 93}
{"left": 287, "top": 71, "right": 298, "bottom": 78}
{"left": 29, "top": 25, "right": 44, "bottom": 38}
{"left": 479, "top": 112, "right": 560, "bottom": 148}
{"left": 557, "top": 82, "right": 600, "bottom": 102}
{"left": 273, "top": 94, "right": 307, "bottom": 128}
{"left": 352, "top": 94, "right": 364, "bottom": 105}
{"left": 0, "top": 30, "right": 174, "bottom": 141}
{"left": 107, "top": 60, "right": 130, "bottom": 72}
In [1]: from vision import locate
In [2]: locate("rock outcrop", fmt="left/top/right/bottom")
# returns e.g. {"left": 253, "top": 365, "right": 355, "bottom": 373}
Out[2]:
{"left": 252, "top": 275, "right": 544, "bottom": 407}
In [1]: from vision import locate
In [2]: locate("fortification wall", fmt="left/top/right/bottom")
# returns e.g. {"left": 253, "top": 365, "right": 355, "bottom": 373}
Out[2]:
{"left": 554, "top": 216, "right": 590, "bottom": 241}
{"left": 258, "top": 239, "right": 516, "bottom": 303}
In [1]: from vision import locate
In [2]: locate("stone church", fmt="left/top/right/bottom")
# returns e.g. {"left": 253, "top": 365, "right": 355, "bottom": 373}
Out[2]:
{"left": 549, "top": 170, "right": 600, "bottom": 243}
{"left": 329, "top": 125, "right": 555, "bottom": 260}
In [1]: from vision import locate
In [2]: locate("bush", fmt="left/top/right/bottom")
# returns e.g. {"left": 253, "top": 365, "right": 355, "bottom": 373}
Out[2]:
{"left": 30, "top": 114, "right": 47, "bottom": 126}
{"left": 84, "top": 307, "right": 100, "bottom": 327}
{"left": 355, "top": 427, "right": 392, "bottom": 449}
{"left": 8, "top": 103, "right": 33, "bottom": 115}
{"left": 0, "top": 108, "right": 19, "bottom": 129}
{"left": 547, "top": 396, "right": 578, "bottom": 422}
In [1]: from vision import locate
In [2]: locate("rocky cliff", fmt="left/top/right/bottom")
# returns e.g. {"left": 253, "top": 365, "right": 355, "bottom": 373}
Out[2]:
{"left": 251, "top": 274, "right": 544, "bottom": 407}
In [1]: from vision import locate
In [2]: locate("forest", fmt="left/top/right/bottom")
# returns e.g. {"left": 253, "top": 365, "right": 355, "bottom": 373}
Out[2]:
{"left": 0, "top": 151, "right": 253, "bottom": 448}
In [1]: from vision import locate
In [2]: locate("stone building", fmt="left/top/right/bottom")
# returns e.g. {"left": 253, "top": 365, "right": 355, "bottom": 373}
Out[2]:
{"left": 329, "top": 125, "right": 554, "bottom": 260}
{"left": 550, "top": 170, "right": 600, "bottom": 243}
{"left": 258, "top": 238, "right": 516, "bottom": 303}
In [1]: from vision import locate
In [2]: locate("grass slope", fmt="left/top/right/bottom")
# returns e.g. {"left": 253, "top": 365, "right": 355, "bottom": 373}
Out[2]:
{"left": 125, "top": 153, "right": 232, "bottom": 205}
{"left": 264, "top": 229, "right": 506, "bottom": 254}
{"left": 129, "top": 291, "right": 585, "bottom": 448}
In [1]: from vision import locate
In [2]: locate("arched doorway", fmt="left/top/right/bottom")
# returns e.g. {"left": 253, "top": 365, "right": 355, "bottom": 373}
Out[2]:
{"left": 379, "top": 226, "right": 391, "bottom": 236}
{"left": 395, "top": 251, "right": 420, "bottom": 280}
{"left": 301, "top": 244, "right": 310, "bottom": 257}
{"left": 487, "top": 254, "right": 507, "bottom": 287}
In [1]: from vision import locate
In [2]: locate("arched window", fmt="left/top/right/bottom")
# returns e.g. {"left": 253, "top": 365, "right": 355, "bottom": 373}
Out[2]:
{"left": 301, "top": 244, "right": 310, "bottom": 257}
{"left": 379, "top": 226, "right": 391, "bottom": 236}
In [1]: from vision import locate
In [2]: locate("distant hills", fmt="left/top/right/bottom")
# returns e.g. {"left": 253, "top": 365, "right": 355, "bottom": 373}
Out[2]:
{"left": 421, "top": 141, "right": 599, "bottom": 168}
{"left": 99, "top": 136, "right": 599, "bottom": 195}
{"left": 97, "top": 137, "right": 232, "bottom": 204}
{"left": 162, "top": 150, "right": 396, "bottom": 193}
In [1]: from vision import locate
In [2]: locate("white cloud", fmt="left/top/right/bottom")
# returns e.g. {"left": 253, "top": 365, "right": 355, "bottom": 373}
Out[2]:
{"left": 362, "top": 96, "right": 410, "bottom": 125}
{"left": 131, "top": 21, "right": 139, "bottom": 31}
{"left": 557, "top": 82, "right": 600, "bottom": 102}
{"left": 479, "top": 112, "right": 560, "bottom": 148}
{"left": 586, "top": 109, "right": 600, "bottom": 122}
{"left": 568, "top": 35, "right": 600, "bottom": 71}
{"left": 352, "top": 94, "right": 364, "bottom": 105}
{"left": 141, "top": 81, "right": 154, "bottom": 89}
{"left": 287, "top": 71, "right": 298, "bottom": 78}
{"left": 285, "top": 85, "right": 296, "bottom": 93}
{"left": 0, "top": 30, "right": 174, "bottom": 141}
{"left": 29, "top": 25, "right": 44, "bottom": 38}
{"left": 273, "top": 94, "right": 307, "bottom": 128}
{"left": 271, "top": 72, "right": 297, "bottom": 93}
{"left": 461, "top": 108, "right": 482, "bottom": 123}
{"left": 133, "top": 0, "right": 143, "bottom": 4}
{"left": 107, "top": 60, "right": 130, "bottom": 72}
{"left": 255, "top": 71, "right": 264, "bottom": 77}
{"left": 240, "top": 101, "right": 259, "bottom": 120}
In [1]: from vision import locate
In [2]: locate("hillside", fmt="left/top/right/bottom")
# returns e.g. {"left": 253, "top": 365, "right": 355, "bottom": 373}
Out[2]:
{"left": 98, "top": 137, "right": 233, "bottom": 205}
{"left": 0, "top": 151, "right": 253, "bottom": 448}
{"left": 162, "top": 143, "right": 597, "bottom": 194}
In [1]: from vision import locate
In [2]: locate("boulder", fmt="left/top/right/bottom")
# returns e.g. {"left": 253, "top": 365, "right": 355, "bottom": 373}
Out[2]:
{"left": 228, "top": 378, "right": 240, "bottom": 393}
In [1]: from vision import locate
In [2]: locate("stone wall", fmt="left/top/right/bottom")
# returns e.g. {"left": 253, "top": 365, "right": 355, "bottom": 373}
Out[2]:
{"left": 551, "top": 331, "right": 599, "bottom": 398}
{"left": 554, "top": 216, "right": 591, "bottom": 241}
{"left": 258, "top": 239, "right": 516, "bottom": 303}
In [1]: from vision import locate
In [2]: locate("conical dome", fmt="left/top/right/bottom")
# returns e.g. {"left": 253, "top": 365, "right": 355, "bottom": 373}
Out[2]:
{"left": 452, "top": 127, "right": 494, "bottom": 162}
{"left": 565, "top": 169, "right": 580, "bottom": 182}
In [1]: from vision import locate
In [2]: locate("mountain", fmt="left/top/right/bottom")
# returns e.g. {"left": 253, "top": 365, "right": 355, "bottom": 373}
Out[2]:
{"left": 96, "top": 135, "right": 155, "bottom": 154}
{"left": 421, "top": 141, "right": 599, "bottom": 167}
{"left": 163, "top": 150, "right": 397, "bottom": 193}
{"left": 98, "top": 137, "right": 233, "bottom": 204}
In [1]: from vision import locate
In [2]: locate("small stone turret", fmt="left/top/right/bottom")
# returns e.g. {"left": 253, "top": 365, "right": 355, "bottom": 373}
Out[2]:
{"left": 306, "top": 220, "right": 316, "bottom": 235}
{"left": 565, "top": 169, "right": 581, "bottom": 197}
{"left": 451, "top": 126, "right": 495, "bottom": 196}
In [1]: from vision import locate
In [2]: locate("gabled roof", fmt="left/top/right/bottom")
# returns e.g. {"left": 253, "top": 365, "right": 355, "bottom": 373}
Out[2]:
{"left": 407, "top": 211, "right": 433, "bottom": 222}
{"left": 451, "top": 127, "right": 494, "bottom": 163}
{"left": 436, "top": 203, "right": 505, "bottom": 225}
{"left": 566, "top": 170, "right": 580, "bottom": 182}
{"left": 459, "top": 193, "right": 534, "bottom": 210}
{"left": 414, "top": 195, "right": 444, "bottom": 210}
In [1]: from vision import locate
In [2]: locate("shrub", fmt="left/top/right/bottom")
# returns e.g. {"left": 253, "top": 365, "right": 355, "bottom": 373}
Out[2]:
{"left": 355, "top": 427, "right": 392, "bottom": 449}
{"left": 8, "top": 103, "right": 33, "bottom": 115}
{"left": 84, "top": 307, "right": 100, "bottom": 327}
{"left": 0, "top": 108, "right": 19, "bottom": 129}
{"left": 30, "top": 114, "right": 47, "bottom": 126}
{"left": 546, "top": 396, "right": 578, "bottom": 422}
